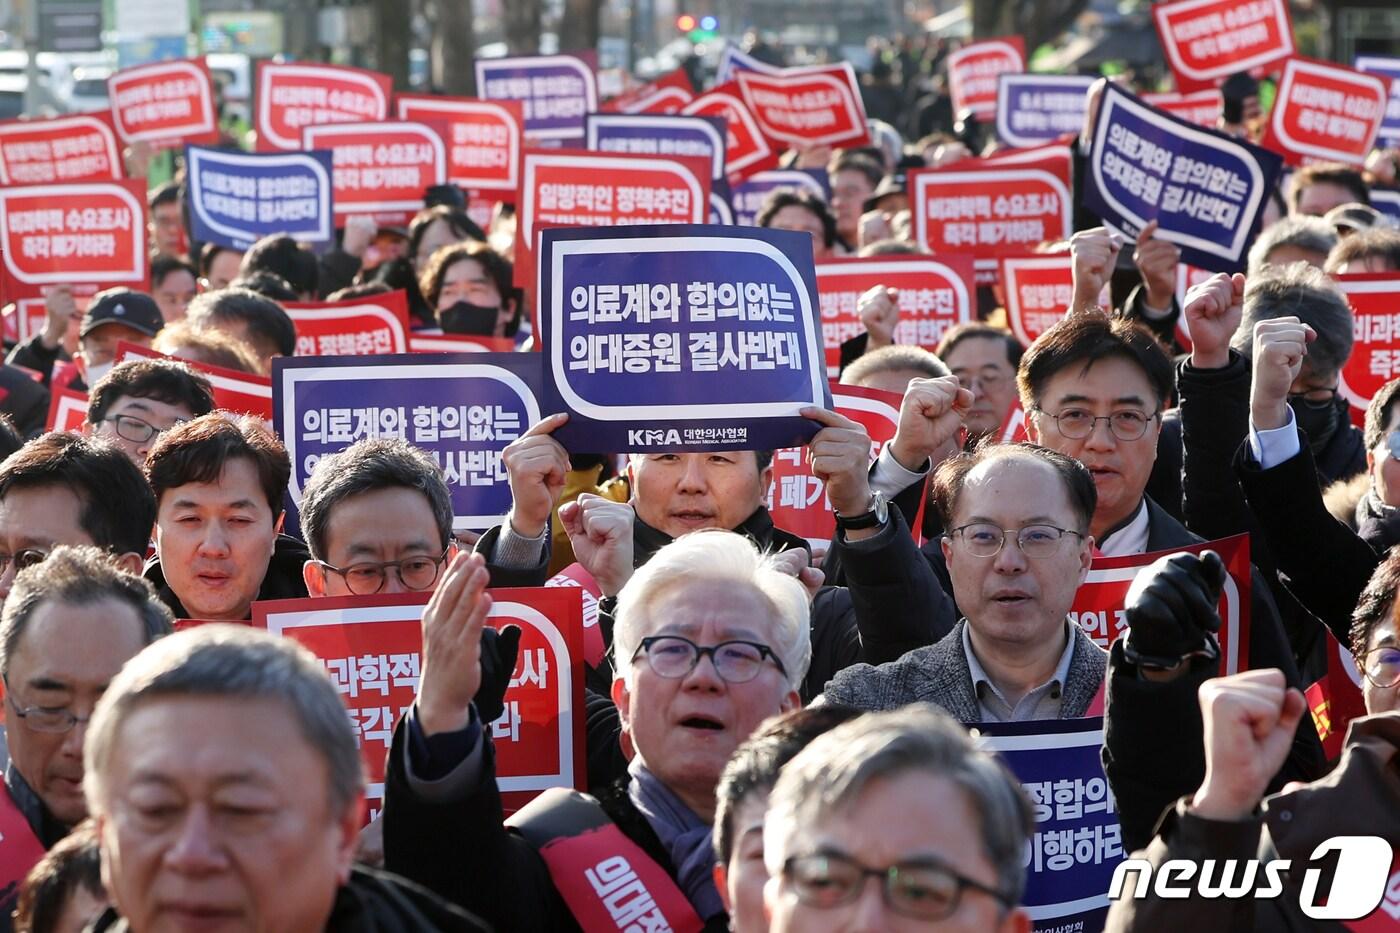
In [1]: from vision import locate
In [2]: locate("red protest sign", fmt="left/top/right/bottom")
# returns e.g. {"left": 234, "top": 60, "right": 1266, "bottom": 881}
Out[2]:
{"left": 117, "top": 341, "right": 273, "bottom": 422}
{"left": 107, "top": 58, "right": 218, "bottom": 149}
{"left": 1072, "top": 533, "right": 1252, "bottom": 674}
{"left": 395, "top": 95, "right": 522, "bottom": 193}
{"left": 1304, "top": 629, "right": 1367, "bottom": 760}
{"left": 947, "top": 37, "right": 1026, "bottom": 119}
{"left": 45, "top": 387, "right": 88, "bottom": 433}
{"left": 252, "top": 587, "right": 585, "bottom": 819}
{"left": 515, "top": 149, "right": 710, "bottom": 289}
{"left": 285, "top": 289, "right": 411, "bottom": 356}
{"left": 682, "top": 82, "right": 778, "bottom": 186}
{"left": 255, "top": 62, "right": 392, "bottom": 152}
{"left": 765, "top": 382, "right": 904, "bottom": 554}
{"left": 1000, "top": 255, "right": 1075, "bottom": 346}
{"left": 1141, "top": 90, "right": 1224, "bottom": 128}
{"left": 1262, "top": 57, "right": 1391, "bottom": 166}
{"left": 814, "top": 255, "right": 974, "bottom": 374}
{"left": 0, "top": 112, "right": 121, "bottom": 185}
{"left": 409, "top": 332, "right": 517, "bottom": 353}
{"left": 0, "top": 181, "right": 147, "bottom": 295}
{"left": 1152, "top": 0, "right": 1294, "bottom": 92}
{"left": 736, "top": 63, "right": 870, "bottom": 149}
{"left": 1338, "top": 274, "right": 1400, "bottom": 419}
{"left": 603, "top": 68, "right": 694, "bottom": 114}
{"left": 302, "top": 121, "right": 447, "bottom": 227}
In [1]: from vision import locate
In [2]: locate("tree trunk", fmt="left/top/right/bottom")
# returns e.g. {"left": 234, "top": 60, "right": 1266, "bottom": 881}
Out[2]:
{"left": 374, "top": 0, "right": 413, "bottom": 89}
{"left": 504, "top": 0, "right": 543, "bottom": 55}
{"left": 559, "top": 0, "right": 604, "bottom": 52}
{"left": 968, "top": 0, "right": 1089, "bottom": 55}
{"left": 436, "top": 0, "right": 477, "bottom": 95}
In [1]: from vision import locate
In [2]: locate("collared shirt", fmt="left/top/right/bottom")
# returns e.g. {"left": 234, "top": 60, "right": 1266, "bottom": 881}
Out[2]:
{"left": 963, "top": 620, "right": 1077, "bottom": 722}
{"left": 1249, "top": 406, "right": 1301, "bottom": 470}
{"left": 1097, "top": 498, "right": 1150, "bottom": 557}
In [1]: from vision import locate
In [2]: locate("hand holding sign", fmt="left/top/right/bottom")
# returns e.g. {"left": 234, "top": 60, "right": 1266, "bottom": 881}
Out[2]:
{"left": 1250, "top": 317, "right": 1316, "bottom": 431}
{"left": 416, "top": 551, "right": 493, "bottom": 736}
{"left": 858, "top": 285, "right": 899, "bottom": 350}
{"left": 503, "top": 413, "right": 571, "bottom": 539}
{"left": 1123, "top": 550, "right": 1225, "bottom": 680}
{"left": 889, "top": 375, "right": 973, "bottom": 474}
{"left": 41, "top": 285, "right": 77, "bottom": 351}
{"left": 559, "top": 494, "right": 635, "bottom": 598}
{"left": 802, "top": 407, "right": 876, "bottom": 535}
{"left": 342, "top": 215, "right": 378, "bottom": 259}
{"left": 1184, "top": 272, "right": 1245, "bottom": 370}
{"left": 1191, "top": 669, "right": 1306, "bottom": 821}
{"left": 1070, "top": 227, "right": 1122, "bottom": 313}
{"left": 1133, "top": 220, "right": 1181, "bottom": 312}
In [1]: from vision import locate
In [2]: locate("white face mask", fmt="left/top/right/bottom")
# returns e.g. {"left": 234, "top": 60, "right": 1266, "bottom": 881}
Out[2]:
{"left": 82, "top": 360, "right": 112, "bottom": 386}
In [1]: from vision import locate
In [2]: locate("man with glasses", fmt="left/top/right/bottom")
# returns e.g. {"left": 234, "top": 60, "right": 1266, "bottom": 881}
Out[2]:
{"left": 936, "top": 323, "right": 1023, "bottom": 442}
{"left": 0, "top": 546, "right": 171, "bottom": 924}
{"left": 85, "top": 359, "right": 214, "bottom": 467}
{"left": 763, "top": 705, "right": 1033, "bottom": 932}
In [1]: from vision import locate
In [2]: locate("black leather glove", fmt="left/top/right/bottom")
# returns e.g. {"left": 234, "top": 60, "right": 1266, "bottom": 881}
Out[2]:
{"left": 473, "top": 624, "right": 522, "bottom": 724}
{"left": 1123, "top": 550, "right": 1225, "bottom": 668}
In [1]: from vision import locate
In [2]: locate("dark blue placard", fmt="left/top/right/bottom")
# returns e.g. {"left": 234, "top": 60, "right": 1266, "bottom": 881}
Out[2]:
{"left": 996, "top": 74, "right": 1096, "bottom": 148}
{"left": 475, "top": 55, "right": 597, "bottom": 145}
{"left": 585, "top": 113, "right": 727, "bottom": 184}
{"left": 709, "top": 183, "right": 735, "bottom": 225}
{"left": 976, "top": 716, "right": 1123, "bottom": 933}
{"left": 1084, "top": 82, "right": 1283, "bottom": 274}
{"left": 186, "top": 145, "right": 334, "bottom": 252}
{"left": 1356, "top": 56, "right": 1400, "bottom": 147}
{"left": 715, "top": 43, "right": 785, "bottom": 85}
{"left": 539, "top": 224, "right": 830, "bottom": 453}
{"left": 272, "top": 352, "right": 543, "bottom": 535}
{"left": 730, "top": 169, "right": 830, "bottom": 226}
{"left": 1372, "top": 188, "right": 1400, "bottom": 223}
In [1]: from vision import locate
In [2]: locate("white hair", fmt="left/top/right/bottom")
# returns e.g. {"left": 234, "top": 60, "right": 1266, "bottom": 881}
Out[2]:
{"left": 613, "top": 530, "right": 812, "bottom": 688}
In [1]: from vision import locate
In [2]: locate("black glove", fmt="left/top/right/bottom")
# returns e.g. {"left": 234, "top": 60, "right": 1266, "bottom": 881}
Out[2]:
{"left": 1123, "top": 550, "right": 1225, "bottom": 668}
{"left": 473, "top": 624, "right": 522, "bottom": 724}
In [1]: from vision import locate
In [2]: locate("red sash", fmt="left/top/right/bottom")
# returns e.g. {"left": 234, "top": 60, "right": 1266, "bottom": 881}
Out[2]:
{"left": 0, "top": 780, "right": 47, "bottom": 902}
{"left": 507, "top": 787, "right": 704, "bottom": 933}
{"left": 1084, "top": 678, "right": 1106, "bottom": 717}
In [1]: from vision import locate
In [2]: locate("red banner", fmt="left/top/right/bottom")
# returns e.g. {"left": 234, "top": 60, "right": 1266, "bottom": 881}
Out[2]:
{"left": 1071, "top": 533, "right": 1252, "bottom": 674}
{"left": 256, "top": 61, "right": 392, "bottom": 152}
{"left": 603, "top": 68, "right": 695, "bottom": 114}
{"left": 117, "top": 341, "right": 273, "bottom": 422}
{"left": 302, "top": 121, "right": 446, "bottom": 226}
{"left": 947, "top": 37, "right": 1026, "bottom": 119}
{"left": 1338, "top": 274, "right": 1400, "bottom": 420}
{"left": 2, "top": 286, "right": 100, "bottom": 346}
{"left": 681, "top": 82, "right": 777, "bottom": 186}
{"left": 1304, "top": 629, "right": 1368, "bottom": 760}
{"left": 814, "top": 255, "right": 974, "bottom": 373}
{"left": 395, "top": 95, "right": 522, "bottom": 193}
{"left": 0, "top": 112, "right": 121, "bottom": 185}
{"left": 409, "top": 332, "right": 517, "bottom": 353}
{"left": 285, "top": 290, "right": 411, "bottom": 356}
{"left": 1262, "top": 57, "right": 1391, "bottom": 166}
{"left": 45, "top": 386, "right": 88, "bottom": 433}
{"left": 1152, "top": 0, "right": 1294, "bottom": 92}
{"left": 252, "top": 587, "right": 585, "bottom": 818}
{"left": 735, "top": 63, "right": 870, "bottom": 149}
{"left": 0, "top": 180, "right": 147, "bottom": 297}
{"left": 1000, "top": 254, "right": 1075, "bottom": 347}
{"left": 107, "top": 58, "right": 218, "bottom": 148}
{"left": 1141, "top": 90, "right": 1225, "bottom": 128}
{"left": 764, "top": 382, "right": 904, "bottom": 555}
{"left": 515, "top": 149, "right": 710, "bottom": 288}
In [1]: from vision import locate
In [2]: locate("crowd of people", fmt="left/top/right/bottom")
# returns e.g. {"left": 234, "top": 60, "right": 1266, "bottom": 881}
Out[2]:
{"left": 0, "top": 28, "right": 1396, "bottom": 933}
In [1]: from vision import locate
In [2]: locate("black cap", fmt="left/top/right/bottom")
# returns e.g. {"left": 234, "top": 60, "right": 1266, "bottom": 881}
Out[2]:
{"left": 79, "top": 288, "right": 165, "bottom": 339}
{"left": 863, "top": 174, "right": 907, "bottom": 213}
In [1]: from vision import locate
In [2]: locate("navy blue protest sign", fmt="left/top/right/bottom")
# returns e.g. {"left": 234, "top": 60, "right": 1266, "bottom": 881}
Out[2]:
{"left": 273, "top": 353, "right": 543, "bottom": 535}
{"left": 1084, "top": 82, "right": 1282, "bottom": 273}
{"left": 1373, "top": 188, "right": 1400, "bottom": 224}
{"left": 585, "top": 113, "right": 727, "bottom": 185}
{"left": 996, "top": 74, "right": 1095, "bottom": 148}
{"left": 1357, "top": 56, "right": 1400, "bottom": 147}
{"left": 186, "top": 145, "right": 334, "bottom": 251}
{"left": 476, "top": 54, "right": 598, "bottom": 146}
{"left": 730, "top": 169, "right": 830, "bottom": 226}
{"left": 540, "top": 225, "right": 830, "bottom": 453}
{"left": 710, "top": 181, "right": 735, "bottom": 225}
{"left": 977, "top": 717, "right": 1123, "bottom": 933}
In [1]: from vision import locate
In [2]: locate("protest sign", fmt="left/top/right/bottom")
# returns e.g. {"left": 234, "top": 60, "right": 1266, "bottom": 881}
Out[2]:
{"left": 515, "top": 149, "right": 710, "bottom": 289}
{"left": 765, "top": 382, "right": 904, "bottom": 552}
{"left": 1355, "top": 56, "right": 1400, "bottom": 147}
{"left": 253, "top": 587, "right": 584, "bottom": 818}
{"left": 255, "top": 62, "right": 392, "bottom": 152}
{"left": 0, "top": 180, "right": 147, "bottom": 298}
{"left": 302, "top": 121, "right": 446, "bottom": 227}
{"left": 1140, "top": 89, "right": 1225, "bottom": 128}
{"left": 995, "top": 74, "right": 1095, "bottom": 148}
{"left": 107, "top": 58, "right": 218, "bottom": 148}
{"left": 730, "top": 169, "right": 829, "bottom": 227}
{"left": 585, "top": 112, "right": 726, "bottom": 184}
{"left": 185, "top": 145, "right": 334, "bottom": 251}
{"left": 1337, "top": 274, "right": 1400, "bottom": 420}
{"left": 45, "top": 387, "right": 88, "bottom": 433}
{"left": 814, "top": 255, "right": 974, "bottom": 372}
{"left": 1084, "top": 83, "right": 1282, "bottom": 273}
{"left": 601, "top": 68, "right": 694, "bottom": 114}
{"left": 0, "top": 113, "right": 121, "bottom": 185}
{"left": 1000, "top": 254, "right": 1076, "bottom": 346}
{"left": 1152, "top": 0, "right": 1294, "bottom": 92}
{"left": 3, "top": 287, "right": 99, "bottom": 348}
{"left": 273, "top": 352, "right": 542, "bottom": 533}
{"left": 977, "top": 717, "right": 1123, "bottom": 933}
{"left": 1373, "top": 188, "right": 1400, "bottom": 224}
{"left": 118, "top": 342, "right": 274, "bottom": 422}
{"left": 947, "top": 37, "right": 1025, "bottom": 119}
{"left": 285, "top": 290, "right": 411, "bottom": 356}
{"left": 1304, "top": 629, "right": 1368, "bottom": 760}
{"left": 710, "top": 187, "right": 735, "bottom": 225}
{"left": 735, "top": 63, "right": 870, "bottom": 149}
{"left": 395, "top": 95, "right": 523, "bottom": 193}
{"left": 475, "top": 54, "right": 598, "bottom": 146}
{"left": 716, "top": 42, "right": 785, "bottom": 85}
{"left": 539, "top": 224, "right": 829, "bottom": 453}
{"left": 1072, "top": 533, "right": 1251, "bottom": 674}
{"left": 408, "top": 332, "right": 517, "bottom": 353}
{"left": 1262, "top": 57, "right": 1391, "bottom": 167}
{"left": 682, "top": 82, "right": 778, "bottom": 186}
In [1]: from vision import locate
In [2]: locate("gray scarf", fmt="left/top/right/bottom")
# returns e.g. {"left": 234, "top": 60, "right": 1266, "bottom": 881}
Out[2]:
{"left": 627, "top": 758, "right": 725, "bottom": 920}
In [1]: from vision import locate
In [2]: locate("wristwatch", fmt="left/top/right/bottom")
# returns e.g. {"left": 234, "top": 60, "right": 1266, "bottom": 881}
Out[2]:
{"left": 835, "top": 491, "right": 889, "bottom": 531}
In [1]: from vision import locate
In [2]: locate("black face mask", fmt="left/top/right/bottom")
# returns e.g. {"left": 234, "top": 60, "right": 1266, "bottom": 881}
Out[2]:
{"left": 438, "top": 301, "right": 501, "bottom": 336}
{"left": 1290, "top": 396, "right": 1340, "bottom": 454}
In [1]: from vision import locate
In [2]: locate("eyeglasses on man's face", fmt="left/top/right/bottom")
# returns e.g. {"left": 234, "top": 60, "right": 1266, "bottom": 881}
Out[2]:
{"left": 782, "top": 851, "right": 1010, "bottom": 921}
{"left": 1033, "top": 407, "right": 1161, "bottom": 441}
{"left": 946, "top": 523, "right": 1083, "bottom": 559}
{"left": 631, "top": 635, "right": 786, "bottom": 684}
{"left": 315, "top": 547, "right": 453, "bottom": 595}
